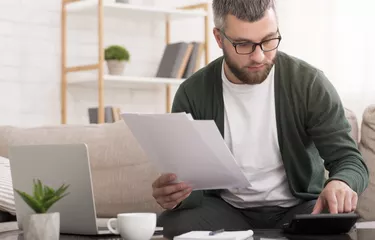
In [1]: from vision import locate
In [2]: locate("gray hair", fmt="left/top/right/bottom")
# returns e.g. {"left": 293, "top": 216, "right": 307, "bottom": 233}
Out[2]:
{"left": 212, "top": 0, "right": 276, "bottom": 30}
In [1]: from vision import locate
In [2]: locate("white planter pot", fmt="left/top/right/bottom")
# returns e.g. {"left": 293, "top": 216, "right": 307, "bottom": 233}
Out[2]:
{"left": 106, "top": 60, "right": 126, "bottom": 75}
{"left": 23, "top": 212, "right": 60, "bottom": 240}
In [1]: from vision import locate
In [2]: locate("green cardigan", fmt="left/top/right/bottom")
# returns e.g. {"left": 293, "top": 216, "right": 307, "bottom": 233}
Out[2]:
{"left": 171, "top": 51, "right": 369, "bottom": 209}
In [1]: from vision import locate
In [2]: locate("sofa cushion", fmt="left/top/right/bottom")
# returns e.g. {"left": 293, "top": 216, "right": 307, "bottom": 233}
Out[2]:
{"left": 345, "top": 108, "right": 360, "bottom": 143}
{"left": 357, "top": 105, "right": 375, "bottom": 220}
{"left": 0, "top": 121, "right": 163, "bottom": 217}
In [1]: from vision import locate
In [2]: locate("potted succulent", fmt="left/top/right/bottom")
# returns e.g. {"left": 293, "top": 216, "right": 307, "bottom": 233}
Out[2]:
{"left": 104, "top": 45, "right": 130, "bottom": 75}
{"left": 15, "top": 179, "right": 69, "bottom": 240}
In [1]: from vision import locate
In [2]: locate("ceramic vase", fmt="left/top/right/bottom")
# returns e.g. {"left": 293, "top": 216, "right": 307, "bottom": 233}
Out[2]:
{"left": 106, "top": 60, "right": 126, "bottom": 75}
{"left": 23, "top": 212, "right": 60, "bottom": 240}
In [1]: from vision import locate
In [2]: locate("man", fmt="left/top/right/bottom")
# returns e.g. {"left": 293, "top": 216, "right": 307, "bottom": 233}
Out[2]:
{"left": 153, "top": 0, "right": 369, "bottom": 237}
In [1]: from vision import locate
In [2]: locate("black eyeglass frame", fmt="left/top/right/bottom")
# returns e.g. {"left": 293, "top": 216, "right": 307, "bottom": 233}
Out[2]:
{"left": 219, "top": 28, "right": 282, "bottom": 55}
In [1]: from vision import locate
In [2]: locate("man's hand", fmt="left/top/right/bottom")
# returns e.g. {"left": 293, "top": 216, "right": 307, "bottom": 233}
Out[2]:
{"left": 312, "top": 180, "right": 358, "bottom": 214}
{"left": 152, "top": 173, "right": 192, "bottom": 210}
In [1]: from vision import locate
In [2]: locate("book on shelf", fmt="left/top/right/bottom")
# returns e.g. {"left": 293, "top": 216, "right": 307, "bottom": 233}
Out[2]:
{"left": 156, "top": 41, "right": 204, "bottom": 79}
{"left": 183, "top": 41, "right": 204, "bottom": 78}
{"left": 88, "top": 106, "right": 121, "bottom": 124}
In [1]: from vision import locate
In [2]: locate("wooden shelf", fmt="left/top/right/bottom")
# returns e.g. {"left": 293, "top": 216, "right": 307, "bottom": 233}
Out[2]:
{"left": 68, "top": 75, "right": 185, "bottom": 89}
{"left": 66, "top": 0, "right": 207, "bottom": 20}
{"left": 61, "top": 0, "right": 209, "bottom": 123}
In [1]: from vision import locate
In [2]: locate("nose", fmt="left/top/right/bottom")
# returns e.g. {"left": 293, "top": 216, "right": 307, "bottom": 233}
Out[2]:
{"left": 250, "top": 45, "right": 265, "bottom": 63}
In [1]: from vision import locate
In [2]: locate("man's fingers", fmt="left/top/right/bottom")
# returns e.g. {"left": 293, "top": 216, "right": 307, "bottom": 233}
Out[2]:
{"left": 336, "top": 190, "right": 345, "bottom": 213}
{"left": 312, "top": 197, "right": 323, "bottom": 214}
{"left": 161, "top": 190, "right": 192, "bottom": 210}
{"left": 351, "top": 192, "right": 358, "bottom": 211}
{"left": 152, "top": 182, "right": 189, "bottom": 199}
{"left": 152, "top": 173, "right": 176, "bottom": 188}
{"left": 344, "top": 191, "right": 353, "bottom": 213}
{"left": 326, "top": 191, "right": 338, "bottom": 214}
{"left": 162, "top": 187, "right": 192, "bottom": 203}
{"left": 175, "top": 190, "right": 191, "bottom": 203}
{"left": 316, "top": 181, "right": 358, "bottom": 214}
{"left": 162, "top": 202, "right": 178, "bottom": 210}
{"left": 151, "top": 173, "right": 192, "bottom": 210}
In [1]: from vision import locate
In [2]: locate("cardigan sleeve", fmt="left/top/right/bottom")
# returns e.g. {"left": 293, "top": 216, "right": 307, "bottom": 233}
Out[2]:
{"left": 305, "top": 70, "right": 369, "bottom": 195}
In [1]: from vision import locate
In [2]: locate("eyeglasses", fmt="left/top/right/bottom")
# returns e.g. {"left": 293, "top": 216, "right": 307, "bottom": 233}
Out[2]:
{"left": 220, "top": 30, "right": 282, "bottom": 55}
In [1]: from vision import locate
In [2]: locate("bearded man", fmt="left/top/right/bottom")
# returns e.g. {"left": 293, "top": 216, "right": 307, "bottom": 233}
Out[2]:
{"left": 152, "top": 0, "right": 369, "bottom": 238}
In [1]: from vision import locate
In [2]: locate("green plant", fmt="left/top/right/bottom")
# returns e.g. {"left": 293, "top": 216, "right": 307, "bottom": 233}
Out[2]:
{"left": 15, "top": 179, "right": 69, "bottom": 214}
{"left": 105, "top": 45, "right": 130, "bottom": 61}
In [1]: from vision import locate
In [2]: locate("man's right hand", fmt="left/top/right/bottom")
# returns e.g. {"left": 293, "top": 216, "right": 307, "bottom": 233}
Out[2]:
{"left": 152, "top": 173, "right": 192, "bottom": 210}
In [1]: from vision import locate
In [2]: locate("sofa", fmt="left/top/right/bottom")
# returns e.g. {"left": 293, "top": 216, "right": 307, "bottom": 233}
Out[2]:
{"left": 0, "top": 105, "right": 374, "bottom": 231}
{"left": 0, "top": 119, "right": 164, "bottom": 220}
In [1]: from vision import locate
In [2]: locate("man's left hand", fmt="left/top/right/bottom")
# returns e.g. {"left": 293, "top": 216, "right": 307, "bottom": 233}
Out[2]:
{"left": 312, "top": 180, "right": 358, "bottom": 214}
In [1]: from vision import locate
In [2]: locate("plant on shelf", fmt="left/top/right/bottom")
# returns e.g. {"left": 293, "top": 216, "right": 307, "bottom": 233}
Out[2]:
{"left": 105, "top": 45, "right": 130, "bottom": 75}
{"left": 15, "top": 179, "right": 70, "bottom": 240}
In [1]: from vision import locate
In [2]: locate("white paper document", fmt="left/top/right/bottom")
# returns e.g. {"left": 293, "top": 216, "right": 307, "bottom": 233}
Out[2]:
{"left": 121, "top": 112, "right": 250, "bottom": 190}
{"left": 173, "top": 230, "right": 254, "bottom": 240}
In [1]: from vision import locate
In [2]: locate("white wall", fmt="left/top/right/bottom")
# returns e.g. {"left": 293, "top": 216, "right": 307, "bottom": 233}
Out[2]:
{"left": 276, "top": 0, "right": 375, "bottom": 121}
{"left": 0, "top": 0, "right": 216, "bottom": 126}
{"left": 0, "top": 0, "right": 373, "bottom": 126}
{"left": 0, "top": 0, "right": 61, "bottom": 126}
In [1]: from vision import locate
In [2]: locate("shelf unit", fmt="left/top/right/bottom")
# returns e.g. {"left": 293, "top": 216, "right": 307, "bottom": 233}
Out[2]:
{"left": 69, "top": 75, "right": 185, "bottom": 88}
{"left": 61, "top": 0, "right": 210, "bottom": 124}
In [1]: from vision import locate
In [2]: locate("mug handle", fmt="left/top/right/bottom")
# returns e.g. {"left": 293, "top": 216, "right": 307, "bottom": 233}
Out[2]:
{"left": 107, "top": 218, "right": 119, "bottom": 235}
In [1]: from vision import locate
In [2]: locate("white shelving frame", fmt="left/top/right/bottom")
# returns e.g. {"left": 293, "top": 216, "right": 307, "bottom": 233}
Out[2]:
{"left": 61, "top": 0, "right": 210, "bottom": 124}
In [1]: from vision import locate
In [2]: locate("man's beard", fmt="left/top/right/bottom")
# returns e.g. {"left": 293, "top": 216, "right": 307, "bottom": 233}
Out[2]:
{"left": 223, "top": 48, "right": 276, "bottom": 85}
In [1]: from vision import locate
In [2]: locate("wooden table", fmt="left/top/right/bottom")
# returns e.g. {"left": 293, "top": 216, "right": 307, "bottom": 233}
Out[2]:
{"left": 0, "top": 222, "right": 167, "bottom": 240}
{"left": 2, "top": 221, "right": 375, "bottom": 240}
{"left": 0, "top": 230, "right": 168, "bottom": 240}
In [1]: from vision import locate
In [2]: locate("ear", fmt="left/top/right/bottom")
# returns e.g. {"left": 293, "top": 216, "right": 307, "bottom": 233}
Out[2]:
{"left": 213, "top": 28, "right": 224, "bottom": 49}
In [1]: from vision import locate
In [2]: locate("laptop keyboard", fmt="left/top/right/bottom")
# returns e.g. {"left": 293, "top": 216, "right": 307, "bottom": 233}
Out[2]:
{"left": 96, "top": 218, "right": 109, "bottom": 230}
{"left": 98, "top": 226, "right": 109, "bottom": 231}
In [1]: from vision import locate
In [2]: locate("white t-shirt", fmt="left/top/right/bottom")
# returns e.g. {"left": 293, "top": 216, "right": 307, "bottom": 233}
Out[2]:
{"left": 220, "top": 61, "right": 301, "bottom": 208}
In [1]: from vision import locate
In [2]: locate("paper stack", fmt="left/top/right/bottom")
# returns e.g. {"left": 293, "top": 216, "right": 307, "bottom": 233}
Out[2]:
{"left": 121, "top": 112, "right": 250, "bottom": 190}
{"left": 173, "top": 230, "right": 254, "bottom": 240}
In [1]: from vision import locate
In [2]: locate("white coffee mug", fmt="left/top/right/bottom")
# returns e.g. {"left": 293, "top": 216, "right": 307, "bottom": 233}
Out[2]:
{"left": 107, "top": 212, "right": 157, "bottom": 240}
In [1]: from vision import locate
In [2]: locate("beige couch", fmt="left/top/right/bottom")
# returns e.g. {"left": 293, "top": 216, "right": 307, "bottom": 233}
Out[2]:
{"left": 333, "top": 105, "right": 375, "bottom": 221}
{"left": 356, "top": 105, "right": 375, "bottom": 221}
{"left": 0, "top": 105, "right": 374, "bottom": 222}
{"left": 0, "top": 121, "right": 164, "bottom": 218}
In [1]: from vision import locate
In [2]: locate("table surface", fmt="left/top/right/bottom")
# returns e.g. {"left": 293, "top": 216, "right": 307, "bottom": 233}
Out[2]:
{"left": 1, "top": 228, "right": 375, "bottom": 240}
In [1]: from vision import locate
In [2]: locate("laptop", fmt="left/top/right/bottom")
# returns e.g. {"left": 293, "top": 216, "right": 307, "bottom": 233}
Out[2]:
{"left": 9, "top": 143, "right": 112, "bottom": 235}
